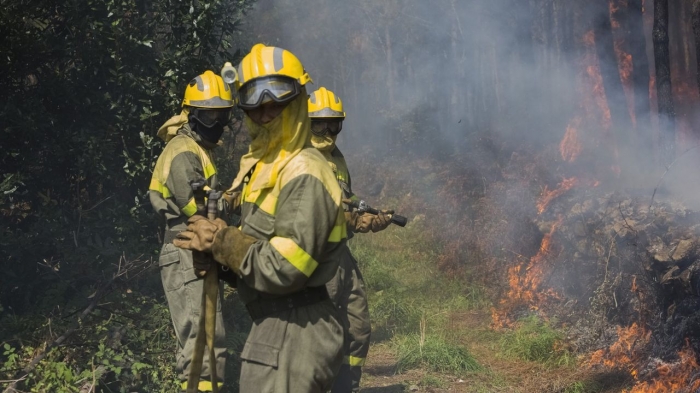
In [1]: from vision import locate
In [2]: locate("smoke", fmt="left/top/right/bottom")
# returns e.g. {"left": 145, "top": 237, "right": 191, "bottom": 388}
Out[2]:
{"left": 239, "top": 0, "right": 700, "bottom": 205}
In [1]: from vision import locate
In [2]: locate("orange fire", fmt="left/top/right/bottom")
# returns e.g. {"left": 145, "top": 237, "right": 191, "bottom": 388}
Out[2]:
{"left": 537, "top": 178, "right": 577, "bottom": 214}
{"left": 587, "top": 323, "right": 650, "bottom": 371}
{"left": 492, "top": 219, "right": 563, "bottom": 328}
{"left": 624, "top": 343, "right": 700, "bottom": 392}
{"left": 588, "top": 323, "right": 700, "bottom": 392}
{"left": 580, "top": 29, "right": 612, "bottom": 136}
{"left": 560, "top": 117, "right": 583, "bottom": 162}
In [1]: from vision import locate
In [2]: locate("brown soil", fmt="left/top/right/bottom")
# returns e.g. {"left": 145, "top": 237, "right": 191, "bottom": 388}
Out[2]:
{"left": 360, "top": 310, "right": 633, "bottom": 393}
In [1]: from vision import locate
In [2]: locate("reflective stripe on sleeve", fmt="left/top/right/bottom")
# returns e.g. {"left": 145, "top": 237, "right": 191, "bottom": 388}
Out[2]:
{"left": 328, "top": 208, "right": 347, "bottom": 242}
{"left": 181, "top": 198, "right": 197, "bottom": 217}
{"left": 344, "top": 355, "right": 366, "bottom": 367}
{"left": 328, "top": 223, "right": 347, "bottom": 243}
{"left": 148, "top": 178, "right": 172, "bottom": 198}
{"left": 202, "top": 162, "right": 216, "bottom": 180}
{"left": 269, "top": 236, "right": 319, "bottom": 277}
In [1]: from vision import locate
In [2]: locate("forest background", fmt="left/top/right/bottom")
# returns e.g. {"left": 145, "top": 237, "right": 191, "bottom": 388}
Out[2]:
{"left": 4, "top": 0, "right": 700, "bottom": 392}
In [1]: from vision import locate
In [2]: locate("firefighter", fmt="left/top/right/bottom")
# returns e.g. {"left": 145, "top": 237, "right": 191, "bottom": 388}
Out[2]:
{"left": 149, "top": 70, "right": 233, "bottom": 392}
{"left": 308, "top": 87, "right": 392, "bottom": 393}
{"left": 173, "top": 44, "right": 345, "bottom": 393}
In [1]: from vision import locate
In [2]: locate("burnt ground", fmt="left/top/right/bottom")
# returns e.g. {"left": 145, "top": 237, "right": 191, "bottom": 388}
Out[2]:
{"left": 361, "top": 310, "right": 634, "bottom": 393}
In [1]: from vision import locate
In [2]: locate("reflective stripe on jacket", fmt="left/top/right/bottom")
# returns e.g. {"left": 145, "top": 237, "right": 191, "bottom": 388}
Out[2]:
{"left": 149, "top": 127, "right": 218, "bottom": 231}
{"left": 235, "top": 147, "right": 347, "bottom": 301}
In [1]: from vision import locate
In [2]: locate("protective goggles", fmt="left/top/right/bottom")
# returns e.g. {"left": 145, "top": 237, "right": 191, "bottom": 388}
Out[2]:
{"left": 193, "top": 108, "right": 232, "bottom": 127}
{"left": 237, "top": 76, "right": 301, "bottom": 109}
{"left": 310, "top": 120, "right": 343, "bottom": 136}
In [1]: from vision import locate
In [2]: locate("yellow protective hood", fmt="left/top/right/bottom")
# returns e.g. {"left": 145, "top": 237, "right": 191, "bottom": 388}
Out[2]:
{"left": 157, "top": 108, "right": 191, "bottom": 142}
{"left": 310, "top": 134, "right": 337, "bottom": 152}
{"left": 228, "top": 94, "right": 310, "bottom": 192}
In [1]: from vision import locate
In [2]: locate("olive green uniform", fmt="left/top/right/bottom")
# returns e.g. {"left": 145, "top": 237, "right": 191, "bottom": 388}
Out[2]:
{"left": 322, "top": 147, "right": 371, "bottom": 393}
{"left": 211, "top": 147, "right": 346, "bottom": 393}
{"left": 149, "top": 125, "right": 226, "bottom": 392}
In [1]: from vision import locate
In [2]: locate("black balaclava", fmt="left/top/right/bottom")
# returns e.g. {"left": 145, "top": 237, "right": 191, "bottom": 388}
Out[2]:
{"left": 189, "top": 108, "right": 226, "bottom": 145}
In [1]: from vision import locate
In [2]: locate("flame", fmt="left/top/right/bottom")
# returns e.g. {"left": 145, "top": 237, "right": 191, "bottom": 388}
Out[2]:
{"left": 581, "top": 30, "right": 612, "bottom": 133}
{"left": 492, "top": 218, "right": 563, "bottom": 328}
{"left": 537, "top": 178, "right": 577, "bottom": 214}
{"left": 588, "top": 323, "right": 700, "bottom": 392}
{"left": 614, "top": 44, "right": 635, "bottom": 126}
{"left": 586, "top": 323, "right": 650, "bottom": 371}
{"left": 560, "top": 117, "right": 583, "bottom": 162}
{"left": 624, "top": 344, "right": 700, "bottom": 393}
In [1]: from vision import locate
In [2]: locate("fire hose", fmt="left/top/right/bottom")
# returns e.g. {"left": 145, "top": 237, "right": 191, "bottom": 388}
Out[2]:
{"left": 187, "top": 180, "right": 221, "bottom": 393}
{"left": 343, "top": 198, "right": 408, "bottom": 227}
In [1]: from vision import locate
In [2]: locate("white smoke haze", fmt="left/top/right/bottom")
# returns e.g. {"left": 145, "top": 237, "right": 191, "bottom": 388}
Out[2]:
{"left": 240, "top": 0, "right": 700, "bottom": 206}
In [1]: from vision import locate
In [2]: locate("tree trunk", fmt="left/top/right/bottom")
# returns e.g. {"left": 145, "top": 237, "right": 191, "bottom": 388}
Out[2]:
{"left": 592, "top": 0, "right": 634, "bottom": 172}
{"left": 653, "top": 0, "right": 675, "bottom": 166}
{"left": 692, "top": 0, "right": 700, "bottom": 105}
{"left": 628, "top": 0, "right": 653, "bottom": 161}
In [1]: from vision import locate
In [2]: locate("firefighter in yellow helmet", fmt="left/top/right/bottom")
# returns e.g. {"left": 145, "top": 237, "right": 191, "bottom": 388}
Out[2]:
{"left": 149, "top": 71, "right": 233, "bottom": 392}
{"left": 173, "top": 44, "right": 345, "bottom": 392}
{"left": 309, "top": 87, "right": 392, "bottom": 393}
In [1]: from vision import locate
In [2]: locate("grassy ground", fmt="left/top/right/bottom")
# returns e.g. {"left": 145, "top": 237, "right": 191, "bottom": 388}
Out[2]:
{"left": 350, "top": 219, "right": 634, "bottom": 393}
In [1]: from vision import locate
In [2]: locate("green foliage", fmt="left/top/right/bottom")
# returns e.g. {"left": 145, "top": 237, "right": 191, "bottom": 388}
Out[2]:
{"left": 498, "top": 315, "right": 574, "bottom": 366}
{"left": 0, "top": 0, "right": 253, "bottom": 390}
{"left": 0, "top": 0, "right": 254, "bottom": 310}
{"left": 394, "top": 333, "right": 481, "bottom": 374}
{"left": 1, "top": 291, "right": 182, "bottom": 392}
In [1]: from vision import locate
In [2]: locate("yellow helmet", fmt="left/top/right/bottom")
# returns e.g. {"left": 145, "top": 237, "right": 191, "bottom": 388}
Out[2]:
{"left": 234, "top": 44, "right": 312, "bottom": 109}
{"left": 308, "top": 87, "right": 346, "bottom": 119}
{"left": 236, "top": 43, "right": 312, "bottom": 89}
{"left": 182, "top": 70, "right": 234, "bottom": 108}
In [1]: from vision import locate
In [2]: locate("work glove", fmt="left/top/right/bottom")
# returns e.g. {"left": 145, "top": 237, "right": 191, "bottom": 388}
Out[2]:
{"left": 173, "top": 215, "right": 227, "bottom": 254}
{"left": 371, "top": 210, "right": 394, "bottom": 232}
{"left": 211, "top": 227, "right": 258, "bottom": 274}
{"left": 345, "top": 211, "right": 373, "bottom": 233}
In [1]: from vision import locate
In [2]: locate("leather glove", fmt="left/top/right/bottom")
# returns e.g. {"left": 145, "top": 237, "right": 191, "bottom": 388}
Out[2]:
{"left": 370, "top": 210, "right": 394, "bottom": 232}
{"left": 211, "top": 227, "right": 258, "bottom": 274}
{"left": 344, "top": 211, "right": 373, "bottom": 233}
{"left": 173, "top": 215, "right": 227, "bottom": 254}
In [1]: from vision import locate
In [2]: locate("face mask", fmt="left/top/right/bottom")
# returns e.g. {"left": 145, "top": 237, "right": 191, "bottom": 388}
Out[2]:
{"left": 311, "top": 134, "right": 337, "bottom": 152}
{"left": 196, "top": 122, "right": 225, "bottom": 144}
{"left": 190, "top": 108, "right": 230, "bottom": 144}
{"left": 244, "top": 111, "right": 285, "bottom": 154}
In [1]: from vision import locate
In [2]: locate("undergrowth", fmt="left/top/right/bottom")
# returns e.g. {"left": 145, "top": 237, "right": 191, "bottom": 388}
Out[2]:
{"left": 498, "top": 315, "right": 575, "bottom": 366}
{"left": 349, "top": 215, "right": 489, "bottom": 374}
{"left": 394, "top": 332, "right": 482, "bottom": 374}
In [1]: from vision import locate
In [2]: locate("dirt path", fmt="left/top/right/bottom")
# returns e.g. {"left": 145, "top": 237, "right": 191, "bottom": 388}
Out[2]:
{"left": 360, "top": 310, "right": 632, "bottom": 393}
